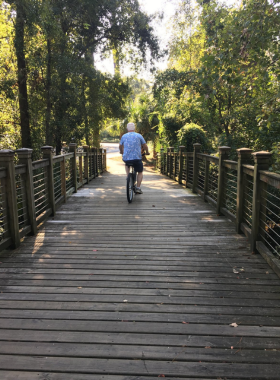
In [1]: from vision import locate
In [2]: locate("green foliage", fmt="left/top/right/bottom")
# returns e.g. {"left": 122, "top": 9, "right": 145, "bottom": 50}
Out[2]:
{"left": 129, "top": 93, "right": 159, "bottom": 142}
{"left": 271, "top": 143, "right": 280, "bottom": 174}
{"left": 0, "top": 0, "right": 160, "bottom": 155}
{"left": 177, "top": 123, "right": 209, "bottom": 153}
{"left": 152, "top": 0, "right": 280, "bottom": 163}
{"left": 0, "top": 5, "right": 20, "bottom": 150}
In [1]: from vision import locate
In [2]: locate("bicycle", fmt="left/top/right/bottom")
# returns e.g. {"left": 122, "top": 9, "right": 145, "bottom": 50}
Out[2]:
{"left": 126, "top": 153, "right": 149, "bottom": 203}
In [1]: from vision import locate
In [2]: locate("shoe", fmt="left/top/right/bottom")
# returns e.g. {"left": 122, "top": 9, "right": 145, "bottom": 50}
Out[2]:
{"left": 135, "top": 187, "right": 143, "bottom": 194}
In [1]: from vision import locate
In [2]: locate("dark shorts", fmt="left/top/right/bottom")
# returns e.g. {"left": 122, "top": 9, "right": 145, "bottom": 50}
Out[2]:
{"left": 124, "top": 159, "right": 143, "bottom": 173}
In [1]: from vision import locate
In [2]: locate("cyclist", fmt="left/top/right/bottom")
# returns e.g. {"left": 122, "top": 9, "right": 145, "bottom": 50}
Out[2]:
{"left": 119, "top": 122, "right": 149, "bottom": 194}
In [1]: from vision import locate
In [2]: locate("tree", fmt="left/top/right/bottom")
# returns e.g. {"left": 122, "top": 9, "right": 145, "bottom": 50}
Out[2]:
{"left": 1, "top": 0, "right": 160, "bottom": 154}
{"left": 6, "top": 0, "right": 34, "bottom": 148}
{"left": 0, "top": 4, "right": 20, "bottom": 150}
{"left": 153, "top": 0, "right": 280, "bottom": 155}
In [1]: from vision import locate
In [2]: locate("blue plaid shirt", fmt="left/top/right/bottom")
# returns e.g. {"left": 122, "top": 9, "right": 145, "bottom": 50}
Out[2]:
{"left": 120, "top": 132, "right": 146, "bottom": 161}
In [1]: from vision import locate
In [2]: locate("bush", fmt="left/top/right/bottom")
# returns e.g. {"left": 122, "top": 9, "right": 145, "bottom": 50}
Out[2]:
{"left": 271, "top": 143, "right": 280, "bottom": 174}
{"left": 177, "top": 123, "right": 209, "bottom": 153}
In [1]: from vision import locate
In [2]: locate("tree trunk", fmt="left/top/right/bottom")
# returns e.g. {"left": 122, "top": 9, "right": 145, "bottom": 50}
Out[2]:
{"left": 112, "top": 48, "right": 120, "bottom": 76}
{"left": 81, "top": 76, "right": 90, "bottom": 146}
{"left": 15, "top": 2, "right": 32, "bottom": 148}
{"left": 45, "top": 38, "right": 52, "bottom": 145}
{"left": 92, "top": 126, "right": 100, "bottom": 148}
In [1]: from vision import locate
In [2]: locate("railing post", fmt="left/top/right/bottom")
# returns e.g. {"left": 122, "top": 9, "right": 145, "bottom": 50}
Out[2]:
{"left": 79, "top": 154, "right": 83, "bottom": 185}
{"left": 217, "top": 146, "right": 231, "bottom": 215}
{"left": 166, "top": 148, "right": 170, "bottom": 176}
{"left": 160, "top": 148, "right": 164, "bottom": 173}
{"left": 178, "top": 146, "right": 185, "bottom": 184}
{"left": 88, "top": 150, "right": 92, "bottom": 180}
{"left": 16, "top": 148, "right": 37, "bottom": 235}
{"left": 203, "top": 158, "right": 210, "bottom": 202}
{"left": 83, "top": 145, "right": 89, "bottom": 184}
{"left": 0, "top": 150, "right": 20, "bottom": 248}
{"left": 168, "top": 147, "right": 174, "bottom": 178}
{"left": 61, "top": 156, "right": 67, "bottom": 202}
{"left": 69, "top": 143, "right": 77, "bottom": 193}
{"left": 94, "top": 148, "right": 99, "bottom": 177}
{"left": 174, "top": 151, "right": 178, "bottom": 180}
{"left": 41, "top": 146, "right": 55, "bottom": 216}
{"left": 236, "top": 148, "right": 253, "bottom": 234}
{"left": 185, "top": 153, "right": 189, "bottom": 187}
{"left": 99, "top": 148, "right": 103, "bottom": 173}
{"left": 192, "top": 143, "right": 201, "bottom": 193}
{"left": 251, "top": 151, "right": 272, "bottom": 253}
{"left": 103, "top": 149, "right": 107, "bottom": 171}
{"left": 90, "top": 148, "right": 95, "bottom": 178}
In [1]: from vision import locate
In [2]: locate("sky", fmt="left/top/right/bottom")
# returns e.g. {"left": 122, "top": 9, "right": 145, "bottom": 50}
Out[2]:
{"left": 94, "top": 0, "right": 241, "bottom": 76}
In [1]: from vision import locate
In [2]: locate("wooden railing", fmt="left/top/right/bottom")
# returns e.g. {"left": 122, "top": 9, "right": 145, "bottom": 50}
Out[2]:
{"left": 0, "top": 144, "right": 106, "bottom": 252}
{"left": 157, "top": 144, "right": 280, "bottom": 274}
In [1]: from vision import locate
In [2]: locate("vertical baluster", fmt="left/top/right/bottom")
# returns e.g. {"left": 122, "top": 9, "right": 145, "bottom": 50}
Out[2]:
{"left": 251, "top": 151, "right": 272, "bottom": 252}
{"left": 0, "top": 150, "right": 20, "bottom": 248}
{"left": 16, "top": 148, "right": 37, "bottom": 234}
{"left": 217, "top": 146, "right": 231, "bottom": 215}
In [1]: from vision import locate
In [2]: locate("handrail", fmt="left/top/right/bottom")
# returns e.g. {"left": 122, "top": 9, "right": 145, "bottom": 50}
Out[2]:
{"left": 53, "top": 155, "right": 64, "bottom": 163}
{"left": 32, "top": 159, "right": 49, "bottom": 170}
{"left": 259, "top": 170, "right": 280, "bottom": 189}
{"left": 242, "top": 164, "right": 254, "bottom": 176}
{"left": 0, "top": 144, "right": 106, "bottom": 252}
{"left": 157, "top": 145, "right": 280, "bottom": 267}
{"left": 223, "top": 160, "right": 238, "bottom": 170}
{"left": 15, "top": 164, "right": 26, "bottom": 175}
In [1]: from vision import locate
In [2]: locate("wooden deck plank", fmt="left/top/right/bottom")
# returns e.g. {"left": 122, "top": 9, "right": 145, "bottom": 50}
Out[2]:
{"left": 0, "top": 355, "right": 280, "bottom": 378}
{"left": 1, "top": 319, "right": 280, "bottom": 337}
{"left": 0, "top": 157, "right": 280, "bottom": 379}
{"left": 0, "top": 373, "right": 219, "bottom": 380}
{"left": 0, "top": 342, "right": 279, "bottom": 364}
{"left": 1, "top": 293, "right": 280, "bottom": 308}
{"left": 1, "top": 329, "right": 280, "bottom": 349}
{"left": 2, "top": 286, "right": 280, "bottom": 299}
{"left": 1, "top": 309, "right": 280, "bottom": 326}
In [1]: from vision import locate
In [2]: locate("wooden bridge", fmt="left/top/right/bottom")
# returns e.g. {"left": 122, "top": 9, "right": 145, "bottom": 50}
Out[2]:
{"left": 0, "top": 144, "right": 280, "bottom": 379}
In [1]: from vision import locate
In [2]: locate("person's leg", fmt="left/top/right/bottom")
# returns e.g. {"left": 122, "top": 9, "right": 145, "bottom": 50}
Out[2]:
{"left": 137, "top": 172, "right": 143, "bottom": 187}
{"left": 125, "top": 164, "right": 130, "bottom": 176}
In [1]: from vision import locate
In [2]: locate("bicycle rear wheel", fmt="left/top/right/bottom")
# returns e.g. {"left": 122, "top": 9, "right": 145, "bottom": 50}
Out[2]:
{"left": 127, "top": 173, "right": 134, "bottom": 203}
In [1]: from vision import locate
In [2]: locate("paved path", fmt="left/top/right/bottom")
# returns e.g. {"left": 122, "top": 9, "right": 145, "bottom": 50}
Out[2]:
{"left": 0, "top": 157, "right": 280, "bottom": 379}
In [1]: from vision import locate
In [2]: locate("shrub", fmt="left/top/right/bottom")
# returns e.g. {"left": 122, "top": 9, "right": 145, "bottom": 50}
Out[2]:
{"left": 177, "top": 123, "right": 209, "bottom": 152}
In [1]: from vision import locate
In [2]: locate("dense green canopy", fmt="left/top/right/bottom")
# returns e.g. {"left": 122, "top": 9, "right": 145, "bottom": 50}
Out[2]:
{"left": 0, "top": 0, "right": 160, "bottom": 156}
{"left": 1, "top": 0, "right": 280, "bottom": 164}
{"left": 153, "top": 0, "right": 280, "bottom": 161}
